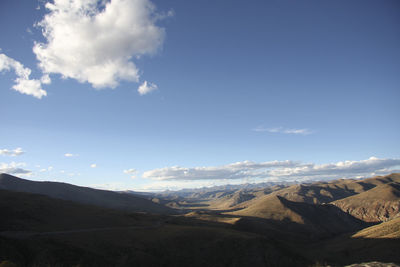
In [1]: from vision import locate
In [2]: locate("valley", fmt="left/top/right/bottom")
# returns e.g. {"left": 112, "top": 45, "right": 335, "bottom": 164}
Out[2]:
{"left": 0, "top": 173, "right": 399, "bottom": 266}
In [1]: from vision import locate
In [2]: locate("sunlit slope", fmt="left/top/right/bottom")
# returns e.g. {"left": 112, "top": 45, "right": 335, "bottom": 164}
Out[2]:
{"left": 262, "top": 173, "right": 400, "bottom": 205}
{"left": 332, "top": 182, "right": 400, "bottom": 222}
{"left": 229, "top": 194, "right": 365, "bottom": 238}
{"left": 352, "top": 217, "right": 400, "bottom": 239}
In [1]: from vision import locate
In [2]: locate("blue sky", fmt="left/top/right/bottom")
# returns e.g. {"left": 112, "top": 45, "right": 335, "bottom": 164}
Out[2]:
{"left": 1, "top": 0, "right": 399, "bottom": 191}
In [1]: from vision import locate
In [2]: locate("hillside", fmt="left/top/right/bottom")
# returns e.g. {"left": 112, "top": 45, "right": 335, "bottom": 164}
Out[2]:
{"left": 351, "top": 217, "right": 400, "bottom": 239}
{"left": 0, "top": 189, "right": 162, "bottom": 232}
{"left": 304, "top": 217, "right": 400, "bottom": 265}
{"left": 161, "top": 173, "right": 400, "bottom": 214}
{"left": 229, "top": 194, "right": 366, "bottom": 239}
{"left": 332, "top": 182, "right": 400, "bottom": 222}
{"left": 0, "top": 173, "right": 174, "bottom": 214}
{"left": 258, "top": 173, "right": 400, "bottom": 206}
{"left": 0, "top": 189, "right": 307, "bottom": 267}
{"left": 1, "top": 174, "right": 400, "bottom": 266}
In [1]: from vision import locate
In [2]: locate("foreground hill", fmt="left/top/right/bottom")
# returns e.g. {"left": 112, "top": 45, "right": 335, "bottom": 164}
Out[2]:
{"left": 304, "top": 217, "right": 400, "bottom": 265}
{"left": 1, "top": 173, "right": 400, "bottom": 266}
{"left": 0, "top": 173, "right": 174, "bottom": 214}
{"left": 0, "top": 189, "right": 160, "bottom": 232}
{"left": 0, "top": 189, "right": 307, "bottom": 267}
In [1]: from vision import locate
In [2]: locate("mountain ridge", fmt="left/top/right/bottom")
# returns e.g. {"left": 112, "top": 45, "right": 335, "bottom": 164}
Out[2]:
{"left": 0, "top": 173, "right": 175, "bottom": 214}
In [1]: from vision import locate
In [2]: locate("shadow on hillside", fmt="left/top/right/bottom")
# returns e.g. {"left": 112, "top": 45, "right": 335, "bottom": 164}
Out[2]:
{"left": 167, "top": 211, "right": 400, "bottom": 266}
{"left": 0, "top": 208, "right": 399, "bottom": 267}
{"left": 356, "top": 181, "right": 376, "bottom": 191}
{"left": 230, "top": 215, "right": 400, "bottom": 265}
{"left": 309, "top": 236, "right": 400, "bottom": 266}
{"left": 177, "top": 203, "right": 210, "bottom": 208}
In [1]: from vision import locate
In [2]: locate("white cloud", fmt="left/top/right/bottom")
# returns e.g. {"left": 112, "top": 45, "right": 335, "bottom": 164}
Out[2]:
{"left": 38, "top": 166, "right": 54, "bottom": 173}
{"left": 123, "top": 168, "right": 137, "bottom": 178}
{"left": 0, "top": 148, "right": 25, "bottom": 157}
{"left": 90, "top": 163, "right": 97, "bottom": 168}
{"left": 142, "top": 157, "right": 400, "bottom": 182}
{"left": 40, "top": 74, "right": 52, "bottom": 84}
{"left": 33, "top": 0, "right": 166, "bottom": 89}
{"left": 138, "top": 80, "right": 158, "bottom": 95}
{"left": 0, "top": 162, "right": 31, "bottom": 175}
{"left": 124, "top": 168, "right": 137, "bottom": 174}
{"left": 253, "top": 126, "right": 312, "bottom": 135}
{"left": 268, "top": 157, "right": 400, "bottom": 180}
{"left": 64, "top": 153, "right": 78, "bottom": 157}
{"left": 0, "top": 53, "right": 47, "bottom": 98}
{"left": 143, "top": 160, "right": 299, "bottom": 181}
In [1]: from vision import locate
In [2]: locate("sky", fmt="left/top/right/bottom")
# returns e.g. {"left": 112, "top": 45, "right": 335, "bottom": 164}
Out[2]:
{"left": 1, "top": 0, "right": 399, "bottom": 191}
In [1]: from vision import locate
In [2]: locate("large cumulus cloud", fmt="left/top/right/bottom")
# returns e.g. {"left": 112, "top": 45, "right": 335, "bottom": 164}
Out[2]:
{"left": 33, "top": 0, "right": 166, "bottom": 89}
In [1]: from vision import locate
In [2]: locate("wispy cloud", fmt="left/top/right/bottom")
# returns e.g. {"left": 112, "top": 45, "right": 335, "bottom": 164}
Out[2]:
{"left": 124, "top": 168, "right": 137, "bottom": 179}
{"left": 39, "top": 166, "right": 53, "bottom": 172}
{"left": 142, "top": 157, "right": 400, "bottom": 183}
{"left": 90, "top": 163, "right": 97, "bottom": 168}
{"left": 0, "top": 54, "right": 48, "bottom": 98}
{"left": 64, "top": 153, "right": 78, "bottom": 157}
{"left": 0, "top": 148, "right": 25, "bottom": 157}
{"left": 253, "top": 126, "right": 313, "bottom": 135}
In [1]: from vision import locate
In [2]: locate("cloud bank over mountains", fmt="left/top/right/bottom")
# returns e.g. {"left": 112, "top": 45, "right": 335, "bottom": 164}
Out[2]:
{"left": 143, "top": 157, "right": 400, "bottom": 183}
{"left": 1, "top": 155, "right": 399, "bottom": 191}
{"left": 0, "top": 162, "right": 31, "bottom": 175}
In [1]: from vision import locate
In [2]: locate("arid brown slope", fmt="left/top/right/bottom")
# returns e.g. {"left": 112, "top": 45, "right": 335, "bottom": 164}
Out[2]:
{"left": 229, "top": 194, "right": 366, "bottom": 239}
{"left": 332, "top": 182, "right": 400, "bottom": 222}
{"left": 262, "top": 173, "right": 400, "bottom": 205}
{"left": 230, "top": 194, "right": 304, "bottom": 222}
{"left": 352, "top": 217, "right": 400, "bottom": 239}
{"left": 206, "top": 190, "right": 257, "bottom": 209}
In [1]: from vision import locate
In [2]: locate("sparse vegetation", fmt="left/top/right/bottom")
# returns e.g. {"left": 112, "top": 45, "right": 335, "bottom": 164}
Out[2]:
{"left": 1, "top": 173, "right": 399, "bottom": 266}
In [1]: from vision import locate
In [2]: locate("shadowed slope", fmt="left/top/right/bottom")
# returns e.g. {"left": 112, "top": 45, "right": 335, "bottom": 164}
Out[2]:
{"left": 305, "top": 217, "right": 400, "bottom": 265}
{"left": 0, "top": 173, "right": 174, "bottom": 214}
{"left": 0, "top": 189, "right": 308, "bottom": 267}
{"left": 0, "top": 189, "right": 160, "bottom": 232}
